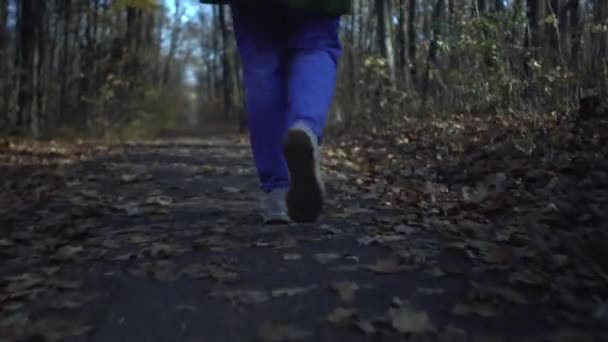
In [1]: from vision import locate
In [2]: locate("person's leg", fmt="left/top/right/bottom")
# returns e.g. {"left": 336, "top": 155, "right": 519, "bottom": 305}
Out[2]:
{"left": 286, "top": 11, "right": 342, "bottom": 140}
{"left": 282, "top": 10, "right": 343, "bottom": 222}
{"left": 230, "top": 3, "right": 290, "bottom": 194}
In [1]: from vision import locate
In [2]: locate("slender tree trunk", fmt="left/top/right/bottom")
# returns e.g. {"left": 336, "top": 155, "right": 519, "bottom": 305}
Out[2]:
{"left": 397, "top": 0, "right": 409, "bottom": 87}
{"left": 408, "top": 0, "right": 418, "bottom": 86}
{"left": 17, "top": 0, "right": 37, "bottom": 135}
{"left": 59, "top": 0, "right": 72, "bottom": 126}
{"left": 34, "top": 0, "right": 46, "bottom": 137}
{"left": 376, "top": 0, "right": 396, "bottom": 85}
{"left": 569, "top": 0, "right": 580, "bottom": 71}
{"left": 0, "top": 0, "right": 8, "bottom": 124}
{"left": 219, "top": 3, "right": 233, "bottom": 120}
{"left": 422, "top": 0, "right": 445, "bottom": 103}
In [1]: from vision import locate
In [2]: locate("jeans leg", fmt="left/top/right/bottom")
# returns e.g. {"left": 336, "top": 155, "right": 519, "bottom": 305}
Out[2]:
{"left": 286, "top": 11, "right": 342, "bottom": 142}
{"left": 230, "top": 3, "right": 290, "bottom": 192}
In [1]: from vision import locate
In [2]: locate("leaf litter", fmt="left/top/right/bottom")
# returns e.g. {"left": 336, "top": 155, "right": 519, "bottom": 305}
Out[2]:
{"left": 2, "top": 114, "right": 608, "bottom": 341}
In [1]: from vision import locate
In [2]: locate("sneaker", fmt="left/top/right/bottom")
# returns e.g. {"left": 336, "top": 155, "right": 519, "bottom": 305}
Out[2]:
{"left": 260, "top": 188, "right": 290, "bottom": 224}
{"left": 283, "top": 122, "right": 325, "bottom": 223}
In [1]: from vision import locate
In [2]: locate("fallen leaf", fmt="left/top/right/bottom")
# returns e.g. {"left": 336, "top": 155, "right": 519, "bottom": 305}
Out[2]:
{"left": 212, "top": 290, "right": 269, "bottom": 304}
{"left": 120, "top": 173, "right": 138, "bottom": 183}
{"left": 47, "top": 279, "right": 83, "bottom": 290}
{"left": 47, "top": 294, "right": 98, "bottom": 309}
{"left": 112, "top": 253, "right": 136, "bottom": 262}
{"left": 356, "top": 320, "right": 376, "bottom": 335}
{"left": 331, "top": 281, "right": 359, "bottom": 302}
{"left": 128, "top": 234, "right": 157, "bottom": 244}
{"left": 416, "top": 287, "right": 445, "bottom": 295}
{"left": 222, "top": 186, "right": 241, "bottom": 193}
{"left": 257, "top": 323, "right": 312, "bottom": 341}
{"left": 366, "top": 257, "right": 418, "bottom": 274}
{"left": 176, "top": 304, "right": 197, "bottom": 312}
{"left": 0, "top": 311, "right": 29, "bottom": 329}
{"left": 208, "top": 265, "right": 238, "bottom": 282}
{"left": 357, "top": 235, "right": 378, "bottom": 246}
{"left": 54, "top": 245, "right": 84, "bottom": 261}
{"left": 319, "top": 225, "right": 342, "bottom": 234}
{"left": 0, "top": 239, "right": 13, "bottom": 247}
{"left": 182, "top": 263, "right": 209, "bottom": 279}
{"left": 426, "top": 267, "right": 446, "bottom": 277}
{"left": 327, "top": 307, "right": 356, "bottom": 324}
{"left": 467, "top": 240, "right": 513, "bottom": 265}
{"left": 272, "top": 285, "right": 316, "bottom": 297}
{"left": 451, "top": 302, "right": 497, "bottom": 317}
{"left": 508, "top": 269, "right": 546, "bottom": 286}
{"left": 313, "top": 253, "right": 341, "bottom": 264}
{"left": 394, "top": 224, "right": 417, "bottom": 235}
{"left": 145, "top": 195, "right": 173, "bottom": 206}
{"left": 389, "top": 307, "right": 435, "bottom": 334}
{"left": 283, "top": 253, "right": 302, "bottom": 261}
{"left": 476, "top": 284, "right": 528, "bottom": 304}
{"left": 443, "top": 324, "right": 468, "bottom": 339}
{"left": 144, "top": 242, "right": 182, "bottom": 258}
{"left": 4, "top": 273, "right": 44, "bottom": 292}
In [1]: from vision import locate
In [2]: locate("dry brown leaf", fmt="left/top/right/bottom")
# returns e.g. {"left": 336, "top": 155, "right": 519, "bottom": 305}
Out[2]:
{"left": 467, "top": 240, "right": 513, "bottom": 264}
{"left": 222, "top": 186, "right": 241, "bottom": 193}
{"left": 479, "top": 284, "right": 528, "bottom": 304}
{"left": 426, "top": 267, "right": 446, "bottom": 277}
{"left": 212, "top": 290, "right": 269, "bottom": 304}
{"left": 47, "top": 279, "right": 83, "bottom": 290}
{"left": 271, "top": 285, "right": 316, "bottom": 298}
{"left": 416, "top": 287, "right": 445, "bottom": 295}
{"left": 4, "top": 273, "right": 44, "bottom": 292}
{"left": 283, "top": 253, "right": 302, "bottom": 261}
{"left": 208, "top": 265, "right": 238, "bottom": 282}
{"left": 0, "top": 239, "right": 13, "bottom": 247}
{"left": 356, "top": 320, "right": 376, "bottom": 335}
{"left": 182, "top": 263, "right": 209, "bottom": 279}
{"left": 389, "top": 307, "right": 435, "bottom": 334}
{"left": 366, "top": 257, "right": 418, "bottom": 274}
{"left": 54, "top": 245, "right": 84, "bottom": 261}
{"left": 508, "top": 269, "right": 546, "bottom": 286}
{"left": 331, "top": 281, "right": 359, "bottom": 303}
{"left": 451, "top": 302, "right": 497, "bottom": 318}
{"left": 394, "top": 224, "right": 417, "bottom": 235}
{"left": 327, "top": 307, "right": 356, "bottom": 324}
{"left": 120, "top": 173, "right": 137, "bottom": 183}
{"left": 313, "top": 253, "right": 341, "bottom": 264}
{"left": 257, "top": 323, "right": 312, "bottom": 341}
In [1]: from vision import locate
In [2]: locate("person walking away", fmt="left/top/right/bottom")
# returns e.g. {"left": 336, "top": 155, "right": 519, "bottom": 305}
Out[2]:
{"left": 199, "top": 0, "right": 351, "bottom": 224}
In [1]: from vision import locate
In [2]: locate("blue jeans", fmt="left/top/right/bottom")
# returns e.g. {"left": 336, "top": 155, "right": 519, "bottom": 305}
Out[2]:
{"left": 230, "top": 2, "right": 342, "bottom": 193}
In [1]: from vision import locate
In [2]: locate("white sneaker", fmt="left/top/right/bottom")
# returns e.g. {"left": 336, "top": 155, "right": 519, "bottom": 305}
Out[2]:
{"left": 260, "top": 188, "right": 290, "bottom": 224}
{"left": 283, "top": 122, "right": 325, "bottom": 223}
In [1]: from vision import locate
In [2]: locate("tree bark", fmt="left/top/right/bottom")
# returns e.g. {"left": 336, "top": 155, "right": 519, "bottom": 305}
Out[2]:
{"left": 17, "top": 0, "right": 37, "bottom": 135}
{"left": 422, "top": 0, "right": 445, "bottom": 102}
{"left": 408, "top": 0, "right": 418, "bottom": 86}
{"left": 376, "top": 0, "right": 396, "bottom": 85}
{"left": 219, "top": 3, "right": 233, "bottom": 120}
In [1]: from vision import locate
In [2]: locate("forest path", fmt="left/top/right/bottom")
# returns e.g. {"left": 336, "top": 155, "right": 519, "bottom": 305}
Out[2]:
{"left": 0, "top": 137, "right": 604, "bottom": 342}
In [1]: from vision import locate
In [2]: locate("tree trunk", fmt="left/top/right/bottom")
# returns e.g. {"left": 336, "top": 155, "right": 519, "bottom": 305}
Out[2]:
{"left": 408, "top": 0, "right": 418, "bottom": 87}
{"left": 219, "top": 3, "right": 233, "bottom": 120}
{"left": 528, "top": 0, "right": 543, "bottom": 50}
{"left": 17, "top": 0, "right": 37, "bottom": 135}
{"left": 422, "top": 0, "right": 445, "bottom": 103}
{"left": 376, "top": 0, "right": 396, "bottom": 85}
{"left": 59, "top": 0, "right": 72, "bottom": 126}
{"left": 0, "top": 0, "right": 8, "bottom": 124}
{"left": 569, "top": 0, "right": 580, "bottom": 71}
{"left": 397, "top": 0, "right": 408, "bottom": 87}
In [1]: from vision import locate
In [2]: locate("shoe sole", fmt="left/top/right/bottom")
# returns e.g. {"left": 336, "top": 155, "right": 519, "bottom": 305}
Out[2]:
{"left": 283, "top": 129, "right": 323, "bottom": 223}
